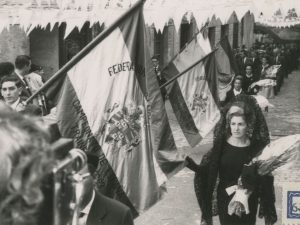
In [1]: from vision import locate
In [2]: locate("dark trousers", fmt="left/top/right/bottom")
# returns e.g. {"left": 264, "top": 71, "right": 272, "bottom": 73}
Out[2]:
{"left": 276, "top": 71, "right": 284, "bottom": 92}
{"left": 157, "top": 77, "right": 167, "bottom": 102}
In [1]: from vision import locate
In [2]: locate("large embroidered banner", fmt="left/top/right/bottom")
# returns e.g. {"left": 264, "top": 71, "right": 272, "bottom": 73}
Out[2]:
{"left": 56, "top": 5, "right": 186, "bottom": 217}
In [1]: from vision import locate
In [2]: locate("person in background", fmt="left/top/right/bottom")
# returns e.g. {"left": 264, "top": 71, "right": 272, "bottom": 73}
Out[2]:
{"left": 270, "top": 49, "right": 284, "bottom": 93}
{"left": 290, "top": 44, "right": 298, "bottom": 71}
{"left": 242, "top": 44, "right": 248, "bottom": 51}
{"left": 256, "top": 54, "right": 271, "bottom": 80}
{"left": 243, "top": 65, "right": 259, "bottom": 95}
{"left": 256, "top": 54, "right": 276, "bottom": 98}
{"left": 0, "top": 62, "right": 15, "bottom": 78}
{"left": 237, "top": 50, "right": 252, "bottom": 75}
{"left": 0, "top": 76, "right": 41, "bottom": 116}
{"left": 27, "top": 64, "right": 50, "bottom": 115}
{"left": 151, "top": 56, "right": 167, "bottom": 102}
{"left": 223, "top": 75, "right": 245, "bottom": 106}
{"left": 250, "top": 51, "right": 261, "bottom": 72}
{"left": 13, "top": 55, "right": 32, "bottom": 98}
{"left": 235, "top": 46, "right": 241, "bottom": 60}
{"left": 28, "top": 64, "right": 45, "bottom": 93}
{"left": 0, "top": 62, "right": 15, "bottom": 100}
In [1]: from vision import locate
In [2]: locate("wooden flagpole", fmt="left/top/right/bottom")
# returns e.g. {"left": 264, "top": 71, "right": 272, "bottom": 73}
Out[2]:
{"left": 159, "top": 21, "right": 209, "bottom": 72}
{"left": 159, "top": 48, "right": 218, "bottom": 89}
{"left": 213, "top": 33, "right": 228, "bottom": 49}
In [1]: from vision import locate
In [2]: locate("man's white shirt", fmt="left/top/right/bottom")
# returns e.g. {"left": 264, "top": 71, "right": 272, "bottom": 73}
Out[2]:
{"left": 9, "top": 98, "right": 20, "bottom": 110}
{"left": 78, "top": 190, "right": 95, "bottom": 225}
{"left": 233, "top": 89, "right": 242, "bottom": 96}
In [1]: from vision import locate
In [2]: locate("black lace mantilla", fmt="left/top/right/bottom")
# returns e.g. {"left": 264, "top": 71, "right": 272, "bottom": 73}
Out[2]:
{"left": 194, "top": 95, "right": 277, "bottom": 225}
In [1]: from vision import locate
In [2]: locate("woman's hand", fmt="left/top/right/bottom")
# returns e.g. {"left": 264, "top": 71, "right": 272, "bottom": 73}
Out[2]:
{"left": 186, "top": 156, "right": 204, "bottom": 173}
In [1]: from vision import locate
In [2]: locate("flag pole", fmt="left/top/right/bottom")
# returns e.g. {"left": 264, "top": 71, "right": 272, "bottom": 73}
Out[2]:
{"left": 159, "top": 21, "right": 209, "bottom": 72}
{"left": 159, "top": 48, "right": 218, "bottom": 89}
{"left": 25, "top": 0, "right": 145, "bottom": 104}
{"left": 213, "top": 33, "right": 228, "bottom": 49}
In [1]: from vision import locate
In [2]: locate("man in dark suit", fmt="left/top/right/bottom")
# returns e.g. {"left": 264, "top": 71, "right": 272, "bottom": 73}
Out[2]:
{"left": 13, "top": 55, "right": 32, "bottom": 99}
{"left": 234, "top": 46, "right": 240, "bottom": 59}
{"left": 237, "top": 50, "right": 252, "bottom": 75}
{"left": 270, "top": 49, "right": 285, "bottom": 93}
{"left": 0, "top": 76, "right": 41, "bottom": 116}
{"left": 77, "top": 154, "right": 134, "bottom": 225}
{"left": 151, "top": 56, "right": 167, "bottom": 102}
{"left": 249, "top": 50, "right": 261, "bottom": 72}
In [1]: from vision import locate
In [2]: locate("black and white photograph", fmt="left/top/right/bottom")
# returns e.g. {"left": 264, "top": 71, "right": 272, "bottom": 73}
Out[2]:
{"left": 0, "top": 0, "right": 299, "bottom": 224}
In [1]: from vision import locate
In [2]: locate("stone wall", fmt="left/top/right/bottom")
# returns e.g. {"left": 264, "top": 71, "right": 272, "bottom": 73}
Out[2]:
{"left": 30, "top": 24, "right": 60, "bottom": 81}
{"left": 0, "top": 25, "right": 30, "bottom": 64}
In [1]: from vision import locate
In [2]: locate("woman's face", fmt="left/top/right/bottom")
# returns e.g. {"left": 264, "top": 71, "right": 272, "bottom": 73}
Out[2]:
{"left": 234, "top": 79, "right": 242, "bottom": 91}
{"left": 246, "top": 66, "right": 252, "bottom": 75}
{"left": 262, "top": 57, "right": 267, "bottom": 65}
{"left": 230, "top": 116, "right": 248, "bottom": 139}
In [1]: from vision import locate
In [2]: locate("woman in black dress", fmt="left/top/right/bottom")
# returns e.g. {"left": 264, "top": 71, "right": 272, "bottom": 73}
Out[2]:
{"left": 190, "top": 95, "right": 277, "bottom": 225}
{"left": 217, "top": 106, "right": 257, "bottom": 225}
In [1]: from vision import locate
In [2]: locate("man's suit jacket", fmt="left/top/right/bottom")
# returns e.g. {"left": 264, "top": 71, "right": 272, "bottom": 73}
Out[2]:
{"left": 270, "top": 56, "right": 284, "bottom": 66}
{"left": 249, "top": 57, "right": 261, "bottom": 70}
{"left": 12, "top": 73, "right": 31, "bottom": 98}
{"left": 87, "top": 191, "right": 134, "bottom": 225}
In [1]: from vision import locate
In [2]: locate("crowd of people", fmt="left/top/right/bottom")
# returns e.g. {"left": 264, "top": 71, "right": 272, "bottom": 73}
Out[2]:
{"left": 223, "top": 42, "right": 299, "bottom": 106}
{"left": 0, "top": 55, "right": 48, "bottom": 116}
{"left": 0, "top": 41, "right": 298, "bottom": 225}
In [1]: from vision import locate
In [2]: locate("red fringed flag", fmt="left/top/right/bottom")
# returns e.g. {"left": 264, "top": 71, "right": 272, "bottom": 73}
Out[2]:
{"left": 56, "top": 4, "right": 186, "bottom": 217}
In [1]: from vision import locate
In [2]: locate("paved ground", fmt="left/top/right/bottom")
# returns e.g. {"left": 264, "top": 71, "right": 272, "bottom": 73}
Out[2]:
{"left": 135, "top": 70, "right": 300, "bottom": 225}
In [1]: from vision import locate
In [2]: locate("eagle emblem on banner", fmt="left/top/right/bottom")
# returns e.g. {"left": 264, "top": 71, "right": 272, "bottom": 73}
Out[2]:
{"left": 189, "top": 92, "right": 209, "bottom": 114}
{"left": 102, "top": 100, "right": 144, "bottom": 156}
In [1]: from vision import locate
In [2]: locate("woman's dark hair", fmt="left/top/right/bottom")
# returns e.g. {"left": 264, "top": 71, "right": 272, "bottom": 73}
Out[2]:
{"left": 0, "top": 62, "right": 14, "bottom": 77}
{"left": 261, "top": 54, "right": 270, "bottom": 63}
{"left": 245, "top": 64, "right": 253, "bottom": 70}
{"left": 0, "top": 76, "right": 21, "bottom": 89}
{"left": 29, "top": 64, "right": 43, "bottom": 73}
{"left": 234, "top": 75, "right": 244, "bottom": 85}
{"left": 0, "top": 108, "right": 53, "bottom": 225}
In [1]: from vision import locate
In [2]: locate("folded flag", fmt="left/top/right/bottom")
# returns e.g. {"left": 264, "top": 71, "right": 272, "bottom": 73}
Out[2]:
{"left": 55, "top": 4, "right": 186, "bottom": 217}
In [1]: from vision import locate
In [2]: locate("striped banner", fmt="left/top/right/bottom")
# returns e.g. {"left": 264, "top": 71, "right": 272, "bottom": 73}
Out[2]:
{"left": 161, "top": 32, "right": 220, "bottom": 148}
{"left": 56, "top": 5, "right": 186, "bottom": 217}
